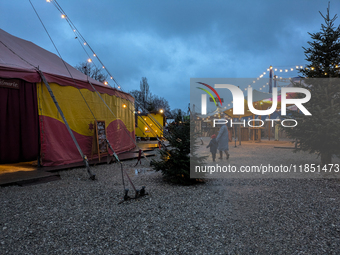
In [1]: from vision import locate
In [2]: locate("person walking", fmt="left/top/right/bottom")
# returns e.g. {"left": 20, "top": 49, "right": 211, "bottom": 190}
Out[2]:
{"left": 216, "top": 122, "right": 230, "bottom": 159}
{"left": 206, "top": 134, "right": 218, "bottom": 162}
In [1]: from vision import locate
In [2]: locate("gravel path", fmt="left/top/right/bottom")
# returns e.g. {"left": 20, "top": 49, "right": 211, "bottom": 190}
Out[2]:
{"left": 1, "top": 141, "right": 340, "bottom": 254}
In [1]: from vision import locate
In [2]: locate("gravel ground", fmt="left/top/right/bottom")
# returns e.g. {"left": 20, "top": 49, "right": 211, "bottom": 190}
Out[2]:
{"left": 1, "top": 140, "right": 340, "bottom": 254}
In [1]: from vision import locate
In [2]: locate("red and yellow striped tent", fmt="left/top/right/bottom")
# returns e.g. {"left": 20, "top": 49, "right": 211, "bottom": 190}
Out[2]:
{"left": 0, "top": 29, "right": 135, "bottom": 166}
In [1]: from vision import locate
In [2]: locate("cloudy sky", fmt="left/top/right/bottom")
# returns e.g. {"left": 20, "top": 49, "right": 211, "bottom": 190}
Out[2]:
{"left": 1, "top": 0, "right": 339, "bottom": 111}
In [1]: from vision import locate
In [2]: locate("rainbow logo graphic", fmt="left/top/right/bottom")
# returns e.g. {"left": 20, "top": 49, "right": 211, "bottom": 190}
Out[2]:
{"left": 196, "top": 82, "right": 223, "bottom": 107}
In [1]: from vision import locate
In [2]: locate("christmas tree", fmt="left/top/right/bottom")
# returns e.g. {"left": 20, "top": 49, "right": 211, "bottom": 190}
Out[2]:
{"left": 151, "top": 120, "right": 207, "bottom": 185}
{"left": 285, "top": 4, "right": 340, "bottom": 165}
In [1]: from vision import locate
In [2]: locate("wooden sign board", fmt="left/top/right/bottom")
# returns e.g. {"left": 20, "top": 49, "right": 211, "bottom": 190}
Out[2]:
{"left": 91, "top": 120, "right": 108, "bottom": 162}
{"left": 0, "top": 78, "right": 20, "bottom": 89}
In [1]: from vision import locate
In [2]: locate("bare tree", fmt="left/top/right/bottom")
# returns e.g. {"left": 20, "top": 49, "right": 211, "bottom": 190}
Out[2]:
{"left": 75, "top": 61, "right": 108, "bottom": 83}
{"left": 140, "top": 77, "right": 150, "bottom": 110}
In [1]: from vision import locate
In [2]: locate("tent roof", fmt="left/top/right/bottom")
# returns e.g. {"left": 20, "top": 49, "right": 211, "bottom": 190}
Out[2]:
{"left": 0, "top": 29, "right": 132, "bottom": 99}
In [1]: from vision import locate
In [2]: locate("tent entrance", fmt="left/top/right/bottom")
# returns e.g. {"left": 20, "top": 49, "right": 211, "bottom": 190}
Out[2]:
{"left": 0, "top": 78, "right": 39, "bottom": 165}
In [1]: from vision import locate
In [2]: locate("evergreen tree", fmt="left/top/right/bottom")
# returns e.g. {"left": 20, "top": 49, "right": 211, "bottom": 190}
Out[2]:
{"left": 285, "top": 4, "right": 340, "bottom": 165}
{"left": 151, "top": 121, "right": 207, "bottom": 185}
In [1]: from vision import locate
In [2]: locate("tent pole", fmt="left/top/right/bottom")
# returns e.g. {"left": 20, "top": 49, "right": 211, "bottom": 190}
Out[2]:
{"left": 38, "top": 70, "right": 95, "bottom": 180}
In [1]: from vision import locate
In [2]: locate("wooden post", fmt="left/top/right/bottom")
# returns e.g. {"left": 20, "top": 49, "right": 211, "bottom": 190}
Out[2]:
{"left": 268, "top": 114, "right": 271, "bottom": 140}
{"left": 252, "top": 114, "right": 255, "bottom": 141}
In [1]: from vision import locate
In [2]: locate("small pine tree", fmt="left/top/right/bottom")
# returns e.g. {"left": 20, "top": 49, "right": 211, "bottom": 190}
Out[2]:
{"left": 285, "top": 4, "right": 340, "bottom": 165}
{"left": 152, "top": 121, "right": 207, "bottom": 185}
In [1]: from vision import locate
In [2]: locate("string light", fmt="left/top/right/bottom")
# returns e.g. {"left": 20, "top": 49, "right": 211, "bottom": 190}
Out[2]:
{"left": 104, "top": 81, "right": 108, "bottom": 85}
{"left": 61, "top": 14, "right": 66, "bottom": 18}
{"left": 87, "top": 58, "right": 92, "bottom": 63}
{"left": 93, "top": 54, "right": 96, "bottom": 57}
{"left": 83, "top": 42, "right": 86, "bottom": 45}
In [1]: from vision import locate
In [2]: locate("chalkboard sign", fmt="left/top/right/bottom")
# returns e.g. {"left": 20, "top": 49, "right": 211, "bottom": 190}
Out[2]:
{"left": 91, "top": 120, "right": 108, "bottom": 162}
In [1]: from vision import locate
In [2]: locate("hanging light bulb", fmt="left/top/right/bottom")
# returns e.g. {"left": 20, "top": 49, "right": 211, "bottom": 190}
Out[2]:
{"left": 46, "top": 0, "right": 51, "bottom": 2}
{"left": 290, "top": 68, "right": 293, "bottom": 71}
{"left": 87, "top": 58, "right": 92, "bottom": 63}
{"left": 280, "top": 69, "right": 282, "bottom": 72}
{"left": 102, "top": 66, "right": 105, "bottom": 69}
{"left": 110, "top": 77, "right": 113, "bottom": 79}
{"left": 275, "top": 69, "right": 277, "bottom": 71}
{"left": 104, "top": 81, "right": 108, "bottom": 85}
{"left": 296, "top": 66, "right": 299, "bottom": 69}
{"left": 285, "top": 69, "right": 288, "bottom": 72}
{"left": 84, "top": 42, "right": 87, "bottom": 45}
{"left": 93, "top": 54, "right": 96, "bottom": 57}
{"left": 61, "top": 14, "right": 66, "bottom": 18}
{"left": 300, "top": 66, "right": 303, "bottom": 69}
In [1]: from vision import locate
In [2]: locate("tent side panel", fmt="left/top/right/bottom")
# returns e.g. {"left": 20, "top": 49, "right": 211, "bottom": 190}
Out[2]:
{"left": 37, "top": 82, "right": 135, "bottom": 166}
{"left": 0, "top": 78, "right": 39, "bottom": 163}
